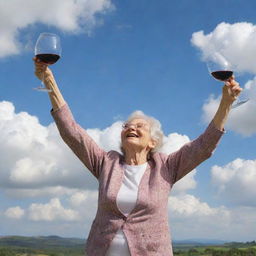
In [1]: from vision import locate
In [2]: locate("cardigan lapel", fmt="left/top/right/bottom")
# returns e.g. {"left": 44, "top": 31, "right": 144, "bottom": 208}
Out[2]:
{"left": 109, "top": 158, "right": 126, "bottom": 217}
{"left": 129, "top": 160, "right": 152, "bottom": 216}
{"left": 111, "top": 158, "right": 153, "bottom": 218}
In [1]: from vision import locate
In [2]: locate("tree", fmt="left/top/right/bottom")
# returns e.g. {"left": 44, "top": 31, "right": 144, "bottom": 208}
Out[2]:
{"left": 0, "top": 248, "right": 16, "bottom": 256}
{"left": 188, "top": 248, "right": 199, "bottom": 256}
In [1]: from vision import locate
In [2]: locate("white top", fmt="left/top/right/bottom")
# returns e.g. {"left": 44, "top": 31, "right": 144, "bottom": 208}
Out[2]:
{"left": 106, "top": 162, "right": 148, "bottom": 256}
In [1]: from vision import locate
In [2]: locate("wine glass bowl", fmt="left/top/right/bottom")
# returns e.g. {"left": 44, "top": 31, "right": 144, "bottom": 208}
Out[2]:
{"left": 34, "top": 33, "right": 61, "bottom": 92}
{"left": 211, "top": 70, "right": 234, "bottom": 81}
{"left": 207, "top": 53, "right": 233, "bottom": 81}
{"left": 207, "top": 52, "right": 249, "bottom": 108}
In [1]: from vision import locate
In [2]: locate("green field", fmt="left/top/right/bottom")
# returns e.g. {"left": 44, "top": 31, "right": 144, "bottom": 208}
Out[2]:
{"left": 0, "top": 236, "right": 255, "bottom": 256}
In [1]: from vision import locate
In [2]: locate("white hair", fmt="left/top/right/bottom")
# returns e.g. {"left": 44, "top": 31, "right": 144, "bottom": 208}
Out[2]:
{"left": 125, "top": 110, "right": 164, "bottom": 152}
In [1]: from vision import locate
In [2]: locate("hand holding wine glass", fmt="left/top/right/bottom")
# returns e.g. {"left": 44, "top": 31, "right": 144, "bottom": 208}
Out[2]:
{"left": 207, "top": 52, "right": 249, "bottom": 108}
{"left": 34, "top": 32, "right": 61, "bottom": 92}
{"left": 222, "top": 76, "right": 242, "bottom": 104}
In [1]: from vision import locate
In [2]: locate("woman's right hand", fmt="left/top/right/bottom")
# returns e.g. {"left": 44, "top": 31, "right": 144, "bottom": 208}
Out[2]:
{"left": 33, "top": 57, "right": 53, "bottom": 81}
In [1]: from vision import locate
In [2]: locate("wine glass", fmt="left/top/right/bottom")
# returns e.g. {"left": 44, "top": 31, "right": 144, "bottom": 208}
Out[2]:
{"left": 34, "top": 33, "right": 61, "bottom": 92}
{"left": 207, "top": 52, "right": 249, "bottom": 109}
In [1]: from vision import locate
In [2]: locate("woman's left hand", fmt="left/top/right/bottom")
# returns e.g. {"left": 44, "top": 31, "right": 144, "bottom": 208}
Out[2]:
{"left": 222, "top": 76, "right": 242, "bottom": 104}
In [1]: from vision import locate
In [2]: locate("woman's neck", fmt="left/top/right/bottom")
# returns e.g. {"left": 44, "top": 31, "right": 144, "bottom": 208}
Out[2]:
{"left": 124, "top": 149, "right": 149, "bottom": 165}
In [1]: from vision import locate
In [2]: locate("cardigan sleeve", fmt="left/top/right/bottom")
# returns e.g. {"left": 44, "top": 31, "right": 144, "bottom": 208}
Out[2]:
{"left": 166, "top": 121, "right": 224, "bottom": 184}
{"left": 51, "top": 103, "right": 106, "bottom": 179}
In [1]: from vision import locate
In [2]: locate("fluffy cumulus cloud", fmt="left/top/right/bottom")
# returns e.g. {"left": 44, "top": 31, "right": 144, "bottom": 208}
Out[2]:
{"left": 28, "top": 198, "right": 80, "bottom": 221}
{"left": 191, "top": 22, "right": 256, "bottom": 136}
{"left": 69, "top": 190, "right": 98, "bottom": 207}
{"left": 4, "top": 206, "right": 25, "bottom": 219}
{"left": 191, "top": 22, "right": 256, "bottom": 73}
{"left": 169, "top": 194, "right": 226, "bottom": 217}
{"left": 3, "top": 190, "right": 97, "bottom": 224}
{"left": 211, "top": 158, "right": 256, "bottom": 206}
{"left": 0, "top": 0, "right": 114, "bottom": 58}
{"left": 0, "top": 100, "right": 95, "bottom": 193}
{"left": 169, "top": 194, "right": 231, "bottom": 240}
{"left": 160, "top": 132, "right": 198, "bottom": 194}
{"left": 168, "top": 194, "right": 256, "bottom": 241}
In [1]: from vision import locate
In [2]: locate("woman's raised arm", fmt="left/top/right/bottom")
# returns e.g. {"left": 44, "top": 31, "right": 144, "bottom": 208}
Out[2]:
{"left": 34, "top": 58, "right": 65, "bottom": 110}
{"left": 166, "top": 77, "right": 242, "bottom": 183}
{"left": 212, "top": 76, "right": 242, "bottom": 131}
{"left": 33, "top": 58, "right": 106, "bottom": 179}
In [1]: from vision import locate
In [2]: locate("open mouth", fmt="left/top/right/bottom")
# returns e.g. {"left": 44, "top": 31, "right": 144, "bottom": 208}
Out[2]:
{"left": 126, "top": 133, "right": 139, "bottom": 138}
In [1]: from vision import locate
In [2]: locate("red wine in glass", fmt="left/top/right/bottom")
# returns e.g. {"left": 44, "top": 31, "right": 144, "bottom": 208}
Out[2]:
{"left": 211, "top": 70, "right": 233, "bottom": 81}
{"left": 34, "top": 33, "right": 62, "bottom": 92}
{"left": 35, "top": 53, "right": 60, "bottom": 65}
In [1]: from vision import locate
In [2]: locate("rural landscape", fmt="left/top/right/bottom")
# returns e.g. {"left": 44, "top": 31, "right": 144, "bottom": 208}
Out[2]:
{"left": 0, "top": 236, "right": 256, "bottom": 256}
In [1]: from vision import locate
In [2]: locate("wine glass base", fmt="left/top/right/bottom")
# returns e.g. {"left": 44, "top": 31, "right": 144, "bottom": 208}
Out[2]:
{"left": 33, "top": 87, "right": 52, "bottom": 92}
{"left": 231, "top": 99, "right": 249, "bottom": 109}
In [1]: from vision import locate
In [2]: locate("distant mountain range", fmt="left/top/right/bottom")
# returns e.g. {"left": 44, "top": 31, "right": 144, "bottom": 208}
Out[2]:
{"left": 173, "top": 238, "right": 229, "bottom": 245}
{"left": 0, "top": 235, "right": 229, "bottom": 248}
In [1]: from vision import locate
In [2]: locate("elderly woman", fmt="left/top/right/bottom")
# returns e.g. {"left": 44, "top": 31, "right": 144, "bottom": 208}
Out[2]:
{"left": 34, "top": 59, "right": 241, "bottom": 256}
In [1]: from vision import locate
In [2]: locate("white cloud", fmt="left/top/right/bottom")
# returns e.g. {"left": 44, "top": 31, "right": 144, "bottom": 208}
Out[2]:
{"left": 168, "top": 194, "right": 256, "bottom": 241}
{"left": 191, "top": 22, "right": 256, "bottom": 73}
{"left": 0, "top": 0, "right": 114, "bottom": 58}
{"left": 68, "top": 190, "right": 98, "bottom": 221}
{"left": 169, "top": 194, "right": 229, "bottom": 217}
{"left": 0, "top": 101, "right": 98, "bottom": 193}
{"left": 5, "top": 187, "right": 79, "bottom": 199}
{"left": 10, "top": 157, "right": 56, "bottom": 185}
{"left": 3, "top": 189, "right": 97, "bottom": 225}
{"left": 87, "top": 121, "right": 123, "bottom": 153}
{"left": 172, "top": 171, "right": 197, "bottom": 195}
{"left": 3, "top": 192, "right": 256, "bottom": 241}
{"left": 1, "top": 190, "right": 98, "bottom": 237}
{"left": 168, "top": 194, "right": 231, "bottom": 240}
{"left": 4, "top": 206, "right": 25, "bottom": 219}
{"left": 28, "top": 198, "right": 80, "bottom": 221}
{"left": 160, "top": 132, "right": 197, "bottom": 194}
{"left": 160, "top": 132, "right": 190, "bottom": 154}
{"left": 69, "top": 192, "right": 88, "bottom": 207}
{"left": 69, "top": 191, "right": 93, "bottom": 207}
{"left": 211, "top": 158, "right": 256, "bottom": 206}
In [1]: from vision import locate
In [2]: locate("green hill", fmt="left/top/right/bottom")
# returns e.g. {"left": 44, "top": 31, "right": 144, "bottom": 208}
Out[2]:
{"left": 0, "top": 236, "right": 85, "bottom": 256}
{"left": 0, "top": 235, "right": 85, "bottom": 249}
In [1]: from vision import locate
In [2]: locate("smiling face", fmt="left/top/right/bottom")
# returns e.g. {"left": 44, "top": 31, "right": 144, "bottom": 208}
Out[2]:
{"left": 121, "top": 118, "right": 156, "bottom": 153}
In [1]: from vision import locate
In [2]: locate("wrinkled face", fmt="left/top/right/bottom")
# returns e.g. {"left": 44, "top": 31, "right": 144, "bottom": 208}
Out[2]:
{"left": 121, "top": 118, "right": 156, "bottom": 152}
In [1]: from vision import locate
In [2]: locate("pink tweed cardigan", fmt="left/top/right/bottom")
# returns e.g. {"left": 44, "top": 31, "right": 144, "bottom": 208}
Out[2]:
{"left": 51, "top": 104, "right": 224, "bottom": 256}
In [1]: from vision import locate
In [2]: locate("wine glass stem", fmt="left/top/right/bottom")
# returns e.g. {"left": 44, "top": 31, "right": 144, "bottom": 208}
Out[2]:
{"left": 33, "top": 70, "right": 52, "bottom": 92}
{"left": 41, "top": 71, "right": 45, "bottom": 88}
{"left": 42, "top": 71, "right": 52, "bottom": 92}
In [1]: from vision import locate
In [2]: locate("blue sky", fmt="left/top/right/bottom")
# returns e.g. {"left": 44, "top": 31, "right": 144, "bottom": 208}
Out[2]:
{"left": 0, "top": 0, "right": 256, "bottom": 242}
